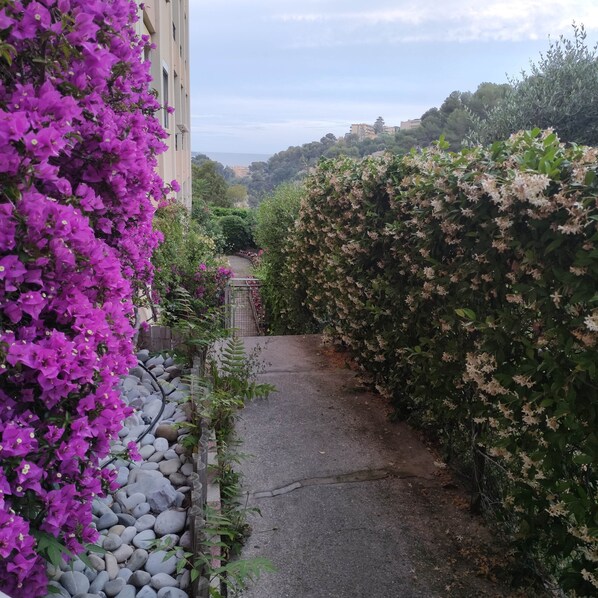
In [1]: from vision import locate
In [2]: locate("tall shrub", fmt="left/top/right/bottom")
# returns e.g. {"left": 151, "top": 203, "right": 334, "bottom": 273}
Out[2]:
{"left": 219, "top": 214, "right": 254, "bottom": 252}
{"left": 285, "top": 131, "right": 598, "bottom": 595}
{"left": 0, "top": 1, "right": 170, "bottom": 595}
{"left": 255, "top": 183, "right": 317, "bottom": 333}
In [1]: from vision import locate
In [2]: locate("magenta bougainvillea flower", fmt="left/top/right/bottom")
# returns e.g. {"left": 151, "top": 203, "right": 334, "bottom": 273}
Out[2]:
{"left": 0, "top": 0, "right": 173, "bottom": 595}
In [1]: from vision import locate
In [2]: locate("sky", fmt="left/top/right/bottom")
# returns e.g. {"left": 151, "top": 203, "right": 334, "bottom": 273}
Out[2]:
{"left": 189, "top": 0, "right": 598, "bottom": 156}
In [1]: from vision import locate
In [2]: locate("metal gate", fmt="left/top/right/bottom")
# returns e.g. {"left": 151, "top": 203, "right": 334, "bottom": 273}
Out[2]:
{"left": 224, "top": 278, "right": 263, "bottom": 337}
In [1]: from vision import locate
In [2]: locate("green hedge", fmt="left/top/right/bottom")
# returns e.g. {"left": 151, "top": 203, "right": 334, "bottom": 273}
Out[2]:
{"left": 218, "top": 214, "right": 254, "bottom": 252}
{"left": 283, "top": 131, "right": 598, "bottom": 595}
{"left": 255, "top": 183, "right": 317, "bottom": 333}
{"left": 211, "top": 206, "right": 255, "bottom": 220}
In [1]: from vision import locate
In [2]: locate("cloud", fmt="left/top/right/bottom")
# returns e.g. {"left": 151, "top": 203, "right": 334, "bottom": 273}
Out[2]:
{"left": 273, "top": 0, "right": 598, "bottom": 45}
{"left": 189, "top": 0, "right": 598, "bottom": 153}
{"left": 190, "top": 94, "right": 427, "bottom": 152}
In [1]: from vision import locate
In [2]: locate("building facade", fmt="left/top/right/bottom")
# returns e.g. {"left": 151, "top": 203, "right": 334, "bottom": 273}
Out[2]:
{"left": 136, "top": 0, "right": 192, "bottom": 209}
{"left": 349, "top": 123, "right": 403, "bottom": 139}
{"left": 350, "top": 123, "right": 376, "bottom": 140}
{"left": 400, "top": 119, "right": 421, "bottom": 131}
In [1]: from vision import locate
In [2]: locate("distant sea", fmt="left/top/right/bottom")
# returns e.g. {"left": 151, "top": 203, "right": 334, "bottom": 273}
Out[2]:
{"left": 195, "top": 151, "right": 272, "bottom": 167}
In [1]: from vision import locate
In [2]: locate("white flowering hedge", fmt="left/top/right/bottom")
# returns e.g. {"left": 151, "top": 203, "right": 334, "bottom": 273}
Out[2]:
{"left": 284, "top": 130, "right": 598, "bottom": 594}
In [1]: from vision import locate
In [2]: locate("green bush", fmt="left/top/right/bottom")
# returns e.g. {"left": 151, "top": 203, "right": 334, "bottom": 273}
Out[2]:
{"left": 280, "top": 131, "right": 598, "bottom": 595}
{"left": 254, "top": 183, "right": 318, "bottom": 334}
{"left": 219, "top": 214, "right": 254, "bottom": 252}
{"left": 211, "top": 207, "right": 255, "bottom": 221}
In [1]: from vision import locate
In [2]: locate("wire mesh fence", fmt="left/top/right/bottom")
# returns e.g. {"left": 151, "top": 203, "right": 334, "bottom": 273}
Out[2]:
{"left": 224, "top": 278, "right": 264, "bottom": 337}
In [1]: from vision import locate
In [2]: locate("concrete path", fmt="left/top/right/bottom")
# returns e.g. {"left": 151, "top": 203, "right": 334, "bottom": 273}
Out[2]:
{"left": 236, "top": 335, "right": 513, "bottom": 598}
{"left": 227, "top": 255, "right": 254, "bottom": 278}
{"left": 224, "top": 255, "right": 259, "bottom": 336}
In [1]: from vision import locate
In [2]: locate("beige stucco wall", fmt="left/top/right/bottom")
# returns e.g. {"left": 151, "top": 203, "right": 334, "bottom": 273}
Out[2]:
{"left": 136, "top": 0, "right": 192, "bottom": 209}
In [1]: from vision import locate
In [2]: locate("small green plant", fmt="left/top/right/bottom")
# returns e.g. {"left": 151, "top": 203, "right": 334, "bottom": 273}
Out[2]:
{"left": 203, "top": 506, "right": 275, "bottom": 597}
{"left": 173, "top": 335, "right": 276, "bottom": 595}
{"left": 156, "top": 507, "right": 275, "bottom": 597}
{"left": 201, "top": 337, "right": 276, "bottom": 434}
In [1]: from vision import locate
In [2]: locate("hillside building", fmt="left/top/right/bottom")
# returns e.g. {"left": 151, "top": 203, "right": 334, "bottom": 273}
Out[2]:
{"left": 400, "top": 119, "right": 421, "bottom": 131}
{"left": 349, "top": 123, "right": 406, "bottom": 140}
{"left": 135, "top": 0, "right": 192, "bottom": 209}
{"left": 350, "top": 123, "right": 376, "bottom": 140}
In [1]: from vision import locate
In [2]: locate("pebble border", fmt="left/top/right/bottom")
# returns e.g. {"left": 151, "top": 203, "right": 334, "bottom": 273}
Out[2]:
{"left": 42, "top": 347, "right": 220, "bottom": 598}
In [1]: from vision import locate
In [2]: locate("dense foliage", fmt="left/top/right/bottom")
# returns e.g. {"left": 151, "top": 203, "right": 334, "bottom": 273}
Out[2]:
{"left": 189, "top": 203, "right": 256, "bottom": 254}
{"left": 0, "top": 0, "right": 171, "bottom": 594}
{"left": 192, "top": 152, "right": 236, "bottom": 182}
{"left": 218, "top": 215, "right": 254, "bottom": 252}
{"left": 254, "top": 183, "right": 317, "bottom": 334}
{"left": 238, "top": 84, "right": 509, "bottom": 204}
{"left": 280, "top": 131, "right": 598, "bottom": 595}
{"left": 152, "top": 203, "right": 232, "bottom": 327}
{"left": 192, "top": 160, "right": 229, "bottom": 207}
{"left": 471, "top": 26, "right": 598, "bottom": 147}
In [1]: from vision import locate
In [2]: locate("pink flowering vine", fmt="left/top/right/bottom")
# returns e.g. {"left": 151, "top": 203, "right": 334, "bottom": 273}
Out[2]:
{"left": 0, "top": 0, "right": 172, "bottom": 595}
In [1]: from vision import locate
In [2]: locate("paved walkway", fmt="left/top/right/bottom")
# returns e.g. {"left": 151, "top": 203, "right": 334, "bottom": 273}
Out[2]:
{"left": 236, "top": 335, "right": 513, "bottom": 598}
{"left": 225, "top": 255, "right": 259, "bottom": 336}
{"left": 227, "top": 255, "right": 254, "bottom": 278}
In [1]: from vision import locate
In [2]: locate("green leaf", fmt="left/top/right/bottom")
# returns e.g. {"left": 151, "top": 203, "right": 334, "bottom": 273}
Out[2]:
{"left": 572, "top": 453, "right": 593, "bottom": 464}
{"left": 543, "top": 132, "right": 557, "bottom": 147}
{"left": 455, "top": 308, "right": 476, "bottom": 320}
{"left": 545, "top": 237, "right": 564, "bottom": 254}
{"left": 77, "top": 551, "right": 94, "bottom": 569}
{"left": 47, "top": 543, "right": 64, "bottom": 567}
{"left": 584, "top": 170, "right": 596, "bottom": 186}
{"left": 85, "top": 543, "right": 106, "bottom": 555}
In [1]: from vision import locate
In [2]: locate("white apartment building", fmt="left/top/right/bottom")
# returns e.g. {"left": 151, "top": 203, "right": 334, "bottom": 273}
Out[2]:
{"left": 136, "top": 0, "right": 192, "bottom": 209}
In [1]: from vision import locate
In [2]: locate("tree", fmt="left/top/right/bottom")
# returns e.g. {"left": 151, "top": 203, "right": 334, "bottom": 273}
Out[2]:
{"left": 417, "top": 108, "right": 444, "bottom": 146}
{"left": 320, "top": 133, "right": 337, "bottom": 146}
{"left": 192, "top": 161, "right": 230, "bottom": 207}
{"left": 440, "top": 91, "right": 463, "bottom": 116}
{"left": 374, "top": 116, "right": 385, "bottom": 134}
{"left": 226, "top": 184, "right": 249, "bottom": 207}
{"left": 192, "top": 153, "right": 236, "bottom": 181}
{"left": 471, "top": 25, "right": 598, "bottom": 145}
{"left": 444, "top": 109, "right": 474, "bottom": 149}
{"left": 467, "top": 82, "right": 511, "bottom": 119}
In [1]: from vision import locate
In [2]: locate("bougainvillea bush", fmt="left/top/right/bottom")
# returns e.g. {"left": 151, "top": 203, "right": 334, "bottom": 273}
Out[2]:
{"left": 0, "top": 0, "right": 171, "bottom": 595}
{"left": 283, "top": 131, "right": 598, "bottom": 595}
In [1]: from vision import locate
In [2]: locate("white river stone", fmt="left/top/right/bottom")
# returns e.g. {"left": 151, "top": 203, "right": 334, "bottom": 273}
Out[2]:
{"left": 154, "top": 509, "right": 186, "bottom": 536}
{"left": 144, "top": 550, "right": 178, "bottom": 576}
